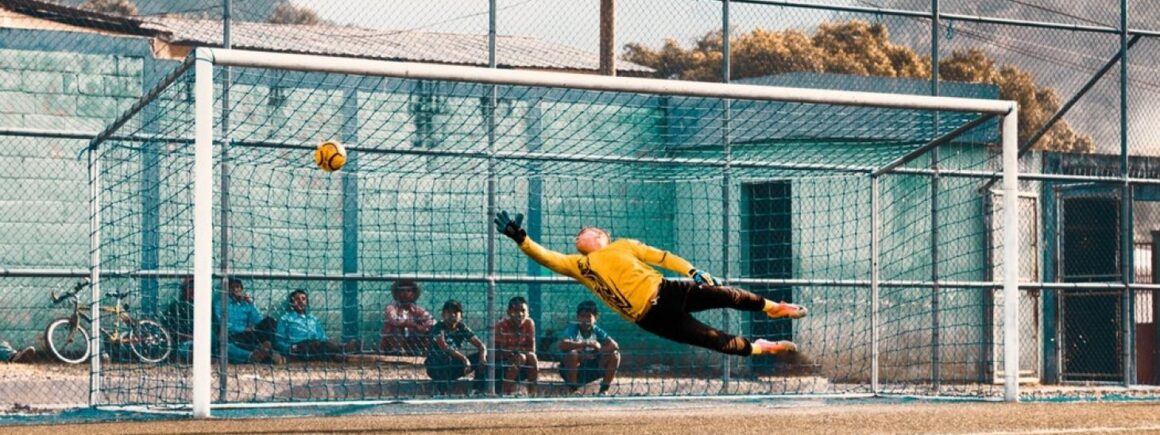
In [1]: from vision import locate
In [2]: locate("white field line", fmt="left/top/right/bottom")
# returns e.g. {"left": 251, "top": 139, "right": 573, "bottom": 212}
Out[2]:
{"left": 941, "top": 425, "right": 1160, "bottom": 435}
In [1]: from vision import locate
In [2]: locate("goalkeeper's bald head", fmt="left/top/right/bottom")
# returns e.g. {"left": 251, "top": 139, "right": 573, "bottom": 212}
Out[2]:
{"left": 575, "top": 227, "right": 611, "bottom": 254}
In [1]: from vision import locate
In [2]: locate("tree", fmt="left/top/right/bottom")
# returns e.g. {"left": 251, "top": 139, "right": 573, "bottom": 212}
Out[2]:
{"left": 79, "top": 0, "right": 138, "bottom": 16}
{"left": 811, "top": 21, "right": 929, "bottom": 78}
{"left": 942, "top": 49, "right": 1094, "bottom": 153}
{"left": 268, "top": 1, "right": 323, "bottom": 26}
{"left": 622, "top": 20, "right": 1093, "bottom": 153}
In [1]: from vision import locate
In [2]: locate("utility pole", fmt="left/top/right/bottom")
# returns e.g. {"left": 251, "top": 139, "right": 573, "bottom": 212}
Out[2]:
{"left": 599, "top": 0, "right": 615, "bottom": 76}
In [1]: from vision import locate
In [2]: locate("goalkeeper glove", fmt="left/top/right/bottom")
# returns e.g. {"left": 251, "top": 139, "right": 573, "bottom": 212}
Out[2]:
{"left": 689, "top": 269, "right": 716, "bottom": 286}
{"left": 494, "top": 210, "right": 527, "bottom": 243}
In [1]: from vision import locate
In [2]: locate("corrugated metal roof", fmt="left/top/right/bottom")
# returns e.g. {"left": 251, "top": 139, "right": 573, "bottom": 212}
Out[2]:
{"left": 142, "top": 17, "right": 652, "bottom": 73}
{"left": 1, "top": 0, "right": 652, "bottom": 74}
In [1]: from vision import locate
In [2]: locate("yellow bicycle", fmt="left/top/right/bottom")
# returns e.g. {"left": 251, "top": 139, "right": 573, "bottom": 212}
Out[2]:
{"left": 45, "top": 280, "right": 173, "bottom": 364}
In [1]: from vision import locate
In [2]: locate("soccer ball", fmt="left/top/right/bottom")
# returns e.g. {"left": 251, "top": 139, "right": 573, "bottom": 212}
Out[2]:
{"left": 314, "top": 140, "right": 347, "bottom": 172}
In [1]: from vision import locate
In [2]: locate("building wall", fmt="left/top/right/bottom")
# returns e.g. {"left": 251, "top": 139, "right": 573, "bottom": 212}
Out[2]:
{"left": 0, "top": 28, "right": 163, "bottom": 349}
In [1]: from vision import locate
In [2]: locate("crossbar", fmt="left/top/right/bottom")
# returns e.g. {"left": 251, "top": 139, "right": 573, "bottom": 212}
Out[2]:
{"left": 202, "top": 48, "right": 1014, "bottom": 114}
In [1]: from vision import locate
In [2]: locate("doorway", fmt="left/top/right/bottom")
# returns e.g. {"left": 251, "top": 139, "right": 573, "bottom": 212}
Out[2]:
{"left": 743, "top": 181, "right": 794, "bottom": 372}
{"left": 1057, "top": 194, "right": 1122, "bottom": 382}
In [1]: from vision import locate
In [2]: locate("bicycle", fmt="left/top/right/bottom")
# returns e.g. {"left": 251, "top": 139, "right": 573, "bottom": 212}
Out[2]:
{"left": 44, "top": 280, "right": 174, "bottom": 364}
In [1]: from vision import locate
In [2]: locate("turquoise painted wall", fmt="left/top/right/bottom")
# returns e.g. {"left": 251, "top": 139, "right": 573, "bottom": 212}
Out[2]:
{"left": 0, "top": 29, "right": 161, "bottom": 354}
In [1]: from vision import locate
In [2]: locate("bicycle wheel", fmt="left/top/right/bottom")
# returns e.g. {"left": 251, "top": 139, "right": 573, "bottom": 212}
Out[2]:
{"left": 45, "top": 318, "right": 91, "bottom": 364}
{"left": 129, "top": 319, "right": 172, "bottom": 363}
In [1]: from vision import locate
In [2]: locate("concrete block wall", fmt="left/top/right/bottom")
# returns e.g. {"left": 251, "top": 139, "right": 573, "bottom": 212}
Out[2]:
{"left": 0, "top": 29, "right": 163, "bottom": 363}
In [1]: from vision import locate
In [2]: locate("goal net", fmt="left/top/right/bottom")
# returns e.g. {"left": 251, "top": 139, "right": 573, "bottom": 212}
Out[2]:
{"left": 88, "top": 49, "right": 1020, "bottom": 413}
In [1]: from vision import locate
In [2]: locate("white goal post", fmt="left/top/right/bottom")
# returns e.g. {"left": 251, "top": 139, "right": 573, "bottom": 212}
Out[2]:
{"left": 188, "top": 47, "right": 1020, "bottom": 417}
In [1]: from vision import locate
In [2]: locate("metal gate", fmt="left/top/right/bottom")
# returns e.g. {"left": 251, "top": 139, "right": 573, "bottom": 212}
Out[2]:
{"left": 1055, "top": 186, "right": 1122, "bottom": 383}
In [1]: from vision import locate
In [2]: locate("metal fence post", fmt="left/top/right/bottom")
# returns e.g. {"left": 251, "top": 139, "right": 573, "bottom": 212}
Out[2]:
{"left": 720, "top": 0, "right": 734, "bottom": 390}
{"left": 929, "top": 0, "right": 942, "bottom": 394}
{"left": 871, "top": 174, "right": 880, "bottom": 395}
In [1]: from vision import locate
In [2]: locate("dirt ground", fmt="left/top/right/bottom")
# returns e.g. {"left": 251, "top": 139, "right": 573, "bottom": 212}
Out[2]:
{"left": 6, "top": 400, "right": 1160, "bottom": 435}
{"left": 8, "top": 359, "right": 1160, "bottom": 434}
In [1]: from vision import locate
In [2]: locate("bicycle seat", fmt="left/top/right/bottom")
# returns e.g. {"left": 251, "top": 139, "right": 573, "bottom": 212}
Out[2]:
{"left": 105, "top": 291, "right": 132, "bottom": 300}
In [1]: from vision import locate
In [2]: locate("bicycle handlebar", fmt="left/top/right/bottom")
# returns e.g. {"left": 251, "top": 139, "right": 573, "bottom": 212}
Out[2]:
{"left": 51, "top": 280, "right": 91, "bottom": 305}
{"left": 50, "top": 281, "right": 137, "bottom": 305}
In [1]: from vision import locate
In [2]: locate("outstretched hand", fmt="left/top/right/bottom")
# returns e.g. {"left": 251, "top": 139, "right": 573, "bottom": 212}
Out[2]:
{"left": 494, "top": 210, "right": 527, "bottom": 243}
{"left": 690, "top": 269, "right": 717, "bottom": 287}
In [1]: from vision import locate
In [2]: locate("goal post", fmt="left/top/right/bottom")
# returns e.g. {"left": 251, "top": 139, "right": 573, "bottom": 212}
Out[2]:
{"left": 184, "top": 47, "right": 1021, "bottom": 415}
{"left": 1001, "top": 110, "right": 1019, "bottom": 401}
{"left": 103, "top": 47, "right": 1020, "bottom": 417}
{"left": 192, "top": 49, "right": 216, "bottom": 419}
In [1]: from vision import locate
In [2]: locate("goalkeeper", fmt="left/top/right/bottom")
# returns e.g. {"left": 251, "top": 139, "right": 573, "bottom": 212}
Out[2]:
{"left": 494, "top": 211, "right": 806, "bottom": 357}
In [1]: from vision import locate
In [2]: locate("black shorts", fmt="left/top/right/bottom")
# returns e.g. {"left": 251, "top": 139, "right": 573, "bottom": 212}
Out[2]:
{"left": 635, "top": 279, "right": 765, "bottom": 356}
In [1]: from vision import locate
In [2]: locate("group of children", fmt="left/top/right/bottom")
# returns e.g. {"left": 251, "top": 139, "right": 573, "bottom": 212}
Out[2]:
{"left": 383, "top": 279, "right": 619, "bottom": 396}
{"left": 167, "top": 278, "right": 359, "bottom": 365}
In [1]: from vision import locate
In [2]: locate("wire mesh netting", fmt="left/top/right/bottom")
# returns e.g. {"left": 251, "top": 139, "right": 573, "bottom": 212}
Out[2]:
{"left": 73, "top": 58, "right": 1012, "bottom": 407}
{"left": 1, "top": 0, "right": 1158, "bottom": 415}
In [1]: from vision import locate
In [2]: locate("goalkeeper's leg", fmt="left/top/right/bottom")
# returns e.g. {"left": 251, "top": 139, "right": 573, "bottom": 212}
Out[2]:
{"left": 678, "top": 280, "right": 808, "bottom": 320}
{"left": 636, "top": 281, "right": 801, "bottom": 356}
{"left": 637, "top": 311, "right": 794, "bottom": 356}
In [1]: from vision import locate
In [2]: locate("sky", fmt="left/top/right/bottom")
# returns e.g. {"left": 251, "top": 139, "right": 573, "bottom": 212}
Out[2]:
{"left": 293, "top": 0, "right": 840, "bottom": 52}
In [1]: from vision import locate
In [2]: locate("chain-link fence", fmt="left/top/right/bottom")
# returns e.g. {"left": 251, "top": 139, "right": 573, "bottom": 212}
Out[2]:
{"left": 0, "top": 0, "right": 1157, "bottom": 414}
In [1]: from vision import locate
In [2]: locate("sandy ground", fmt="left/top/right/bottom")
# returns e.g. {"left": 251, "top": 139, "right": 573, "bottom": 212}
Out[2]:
{"left": 8, "top": 359, "right": 1160, "bottom": 434}
{"left": 7, "top": 400, "right": 1160, "bottom": 434}
{"left": 1, "top": 356, "right": 844, "bottom": 407}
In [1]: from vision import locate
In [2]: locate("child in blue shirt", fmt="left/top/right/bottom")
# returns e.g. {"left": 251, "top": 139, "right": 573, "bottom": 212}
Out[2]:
{"left": 558, "top": 301, "right": 620, "bottom": 394}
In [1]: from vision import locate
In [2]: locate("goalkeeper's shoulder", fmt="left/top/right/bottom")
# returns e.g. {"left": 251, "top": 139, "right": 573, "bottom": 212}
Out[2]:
{"left": 612, "top": 238, "right": 645, "bottom": 248}
{"left": 617, "top": 237, "right": 666, "bottom": 254}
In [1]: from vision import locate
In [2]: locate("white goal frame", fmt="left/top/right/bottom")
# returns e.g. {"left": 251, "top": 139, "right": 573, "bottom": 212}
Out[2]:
{"left": 188, "top": 47, "right": 1020, "bottom": 417}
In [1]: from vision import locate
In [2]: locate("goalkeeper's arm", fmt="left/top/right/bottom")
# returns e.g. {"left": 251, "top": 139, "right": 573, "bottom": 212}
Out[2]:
{"left": 631, "top": 239, "right": 716, "bottom": 285}
{"left": 494, "top": 211, "right": 582, "bottom": 279}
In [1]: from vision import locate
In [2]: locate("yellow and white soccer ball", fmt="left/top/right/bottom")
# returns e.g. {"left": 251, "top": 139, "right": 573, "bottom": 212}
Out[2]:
{"left": 314, "top": 140, "right": 347, "bottom": 172}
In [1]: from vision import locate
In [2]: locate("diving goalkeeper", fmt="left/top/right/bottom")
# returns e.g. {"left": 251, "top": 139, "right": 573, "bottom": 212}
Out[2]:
{"left": 494, "top": 211, "right": 806, "bottom": 357}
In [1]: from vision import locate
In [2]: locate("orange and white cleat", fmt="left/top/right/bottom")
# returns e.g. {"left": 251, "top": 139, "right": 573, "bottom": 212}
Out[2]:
{"left": 753, "top": 339, "right": 797, "bottom": 355}
{"left": 765, "top": 302, "right": 808, "bottom": 320}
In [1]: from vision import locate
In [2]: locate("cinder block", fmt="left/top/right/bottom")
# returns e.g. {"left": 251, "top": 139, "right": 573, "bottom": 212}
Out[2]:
{"left": 51, "top": 52, "right": 90, "bottom": 74}
{"left": 0, "top": 200, "right": 75, "bottom": 224}
{"left": 80, "top": 57, "right": 118, "bottom": 75}
{"left": 76, "top": 74, "right": 104, "bottom": 95}
{"left": 115, "top": 97, "right": 138, "bottom": 114}
{"left": 61, "top": 74, "right": 78, "bottom": 93}
{"left": 22, "top": 114, "right": 104, "bottom": 131}
{"left": 1, "top": 50, "right": 43, "bottom": 71}
{"left": 22, "top": 71, "right": 66, "bottom": 93}
{"left": 0, "top": 91, "right": 40, "bottom": 114}
{"left": 76, "top": 96, "right": 117, "bottom": 118}
{"left": 104, "top": 75, "right": 140, "bottom": 98}
{"left": 30, "top": 52, "right": 75, "bottom": 73}
{"left": 45, "top": 94, "right": 77, "bottom": 116}
{"left": 0, "top": 70, "right": 22, "bottom": 91}
{"left": 0, "top": 49, "right": 20, "bottom": 69}
{"left": 0, "top": 222, "right": 87, "bottom": 263}
{"left": 0, "top": 137, "right": 83, "bottom": 160}
{"left": 0, "top": 113, "right": 24, "bottom": 128}
{"left": 117, "top": 56, "right": 143, "bottom": 76}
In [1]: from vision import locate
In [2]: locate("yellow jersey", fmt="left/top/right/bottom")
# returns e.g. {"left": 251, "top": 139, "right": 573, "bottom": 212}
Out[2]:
{"left": 519, "top": 237, "right": 695, "bottom": 322}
